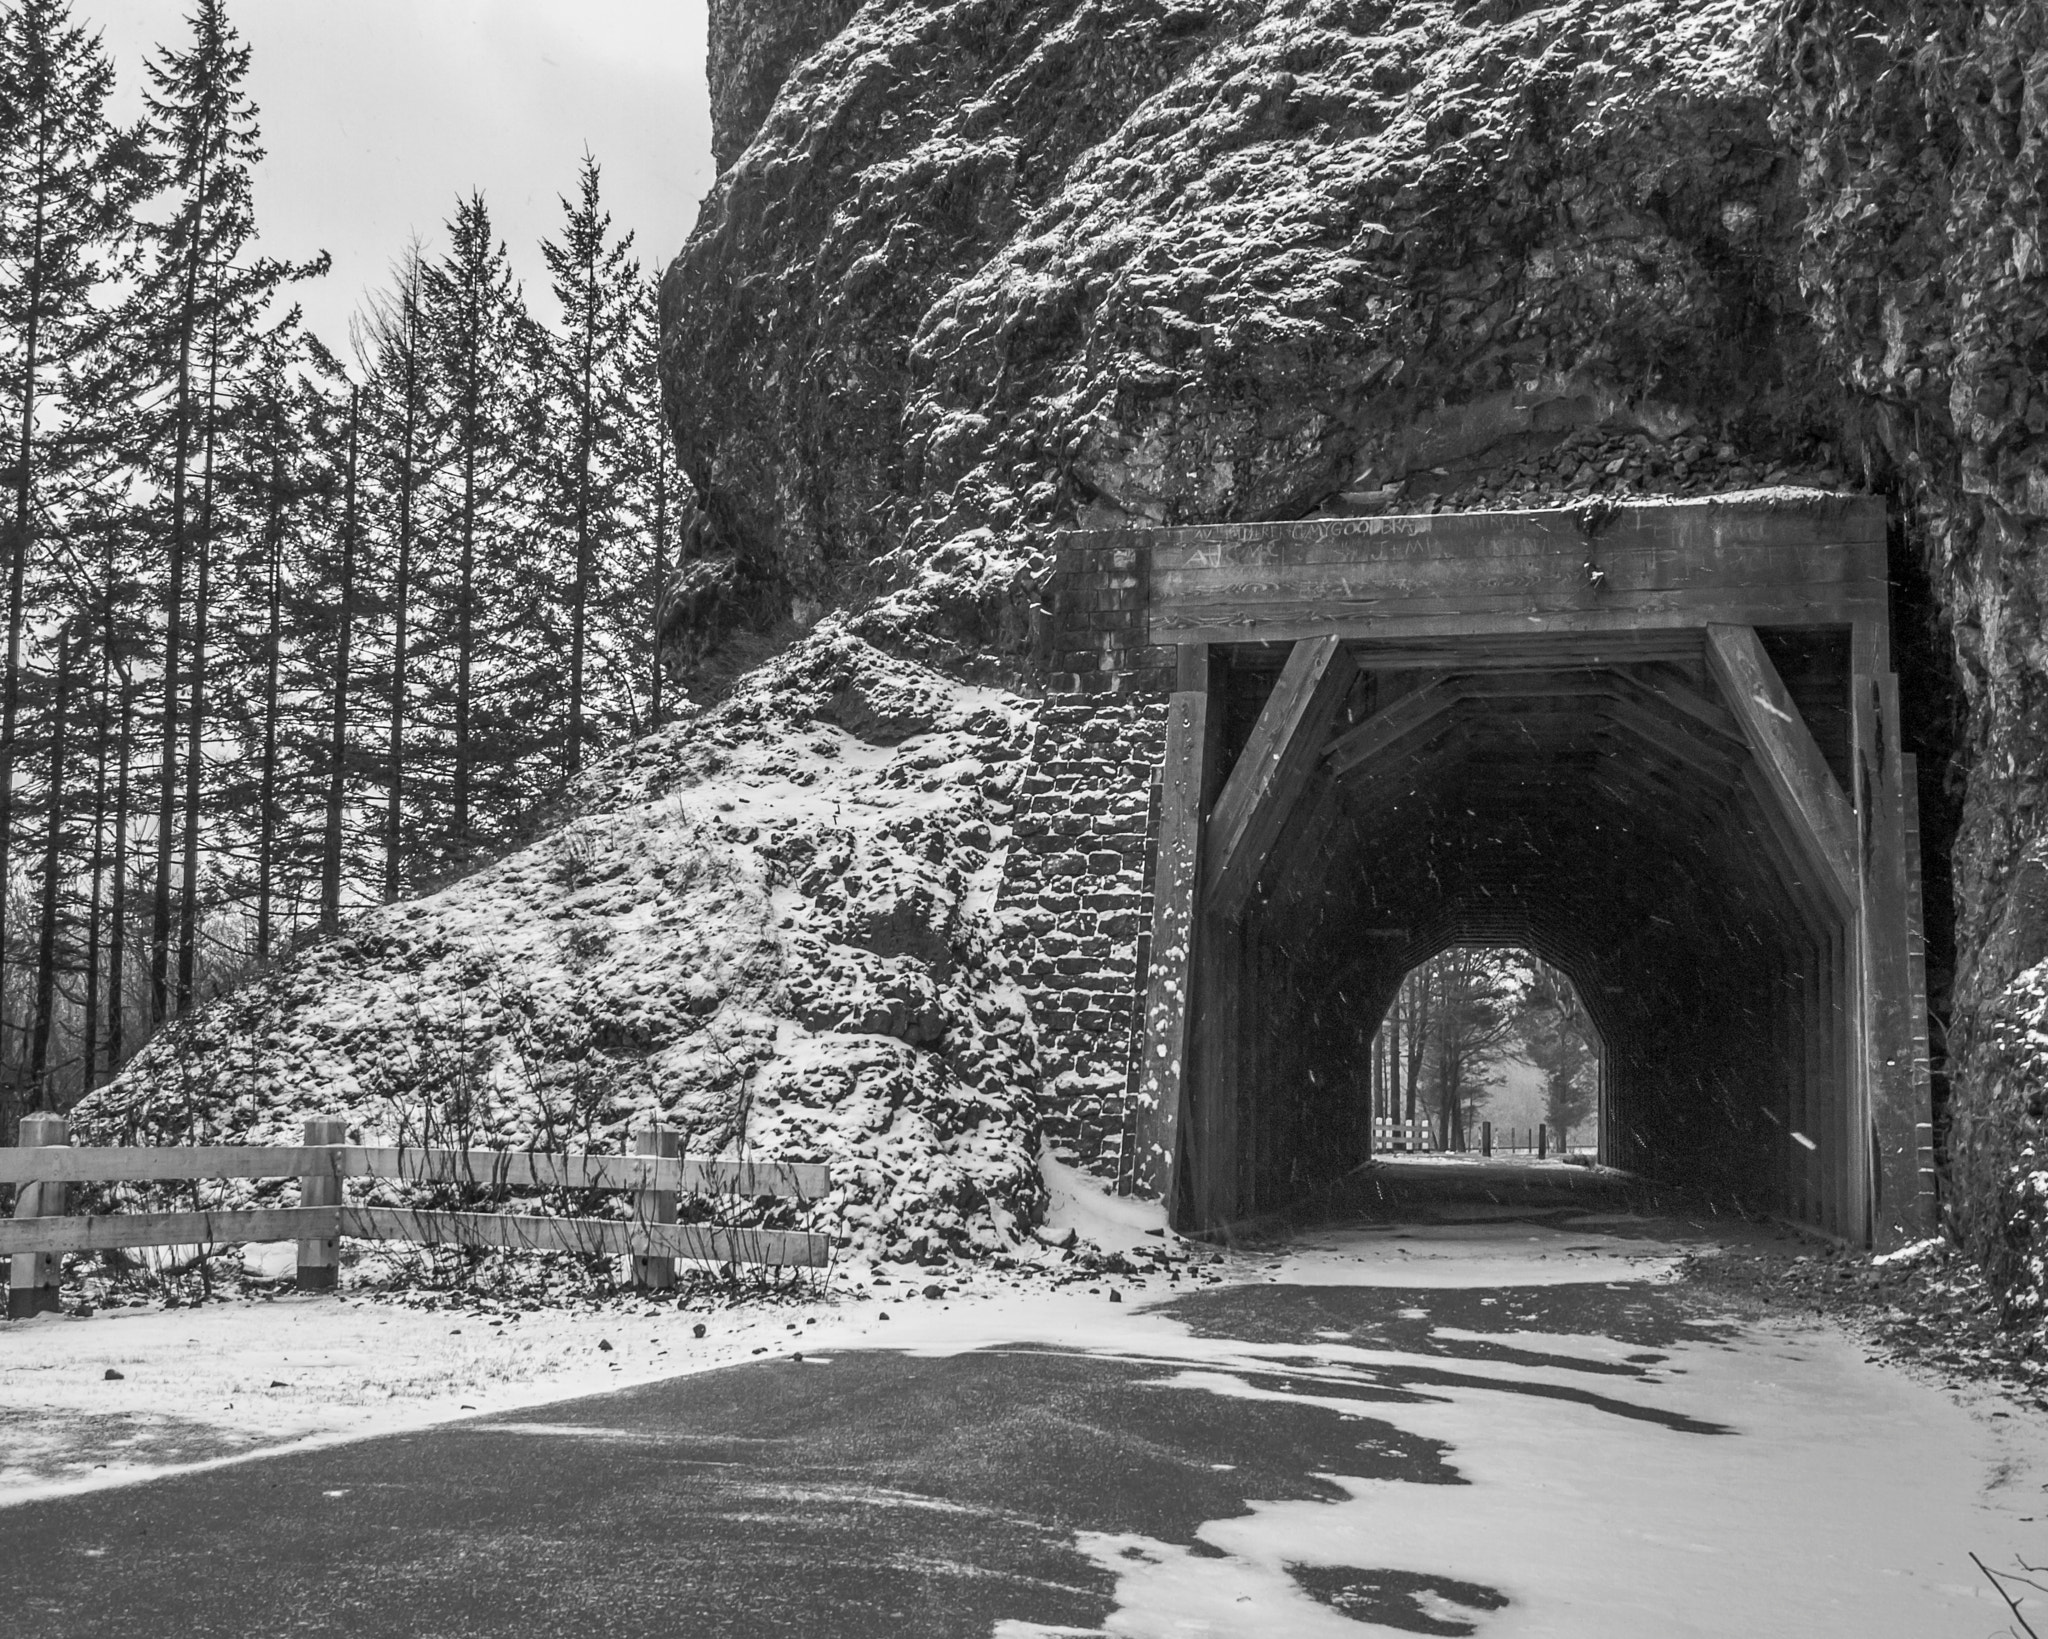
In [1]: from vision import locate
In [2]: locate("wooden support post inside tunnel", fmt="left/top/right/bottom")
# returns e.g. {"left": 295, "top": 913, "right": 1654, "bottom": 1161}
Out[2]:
{"left": 1903, "top": 754, "right": 1938, "bottom": 1231}
{"left": 1705, "top": 625, "right": 1858, "bottom": 915}
{"left": 1864, "top": 652, "right": 1926, "bottom": 1244}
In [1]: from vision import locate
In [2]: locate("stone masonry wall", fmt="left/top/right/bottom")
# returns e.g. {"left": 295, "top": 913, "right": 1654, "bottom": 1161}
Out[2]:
{"left": 995, "top": 537, "right": 1172, "bottom": 1183}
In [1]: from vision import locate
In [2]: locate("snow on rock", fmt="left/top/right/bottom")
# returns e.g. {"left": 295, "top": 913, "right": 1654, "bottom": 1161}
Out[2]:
{"left": 1955, "top": 955, "right": 2048, "bottom": 1325}
{"left": 70, "top": 624, "right": 1053, "bottom": 1268}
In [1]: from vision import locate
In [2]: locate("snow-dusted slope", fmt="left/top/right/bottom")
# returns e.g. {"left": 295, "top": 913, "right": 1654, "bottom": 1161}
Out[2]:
{"left": 71, "top": 626, "right": 1053, "bottom": 1266}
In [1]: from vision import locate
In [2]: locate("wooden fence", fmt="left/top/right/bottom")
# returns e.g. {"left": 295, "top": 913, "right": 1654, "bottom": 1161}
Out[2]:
{"left": 2, "top": 1113, "right": 831, "bottom": 1320}
{"left": 1371, "top": 1113, "right": 1437, "bottom": 1153}
{"left": 1371, "top": 1115, "right": 1572, "bottom": 1159}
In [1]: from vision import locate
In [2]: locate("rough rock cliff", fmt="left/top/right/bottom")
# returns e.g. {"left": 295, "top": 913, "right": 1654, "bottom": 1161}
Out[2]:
{"left": 661, "top": 0, "right": 1841, "bottom": 653}
{"left": 657, "top": 0, "right": 2043, "bottom": 1305}
{"left": 1773, "top": 0, "right": 2048, "bottom": 1312}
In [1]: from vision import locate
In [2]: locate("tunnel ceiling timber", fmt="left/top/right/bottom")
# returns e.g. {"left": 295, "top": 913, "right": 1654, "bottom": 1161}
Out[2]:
{"left": 1264, "top": 650, "right": 1843, "bottom": 1057}
{"left": 1101, "top": 494, "right": 1933, "bottom": 1248}
{"left": 1254, "top": 643, "right": 1854, "bottom": 1219}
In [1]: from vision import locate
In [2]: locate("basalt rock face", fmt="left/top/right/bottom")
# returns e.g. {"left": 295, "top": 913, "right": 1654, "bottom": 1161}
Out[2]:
{"left": 661, "top": 0, "right": 1840, "bottom": 662}
{"left": 704, "top": 0, "right": 864, "bottom": 170}
{"left": 1774, "top": 1, "right": 2048, "bottom": 1313}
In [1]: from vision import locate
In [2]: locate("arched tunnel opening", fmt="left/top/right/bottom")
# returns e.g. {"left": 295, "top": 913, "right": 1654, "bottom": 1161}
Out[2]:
{"left": 1116, "top": 496, "right": 1933, "bottom": 1248}
{"left": 1365, "top": 946, "right": 1603, "bottom": 1157}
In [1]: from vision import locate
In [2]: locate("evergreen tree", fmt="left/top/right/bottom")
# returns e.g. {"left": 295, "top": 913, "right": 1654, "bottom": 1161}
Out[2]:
{"left": 0, "top": 0, "right": 132, "bottom": 1093}
{"left": 111, "top": 0, "right": 323, "bottom": 1020}
{"left": 355, "top": 248, "right": 436, "bottom": 901}
{"left": 210, "top": 322, "right": 338, "bottom": 962}
{"left": 628, "top": 274, "right": 685, "bottom": 736}
{"left": 1419, "top": 948, "right": 1520, "bottom": 1149}
{"left": 318, "top": 384, "right": 360, "bottom": 933}
{"left": 537, "top": 153, "right": 640, "bottom": 774}
{"left": 1517, "top": 959, "right": 1600, "bottom": 1146}
{"left": 420, "top": 191, "right": 532, "bottom": 860}
{"left": 26, "top": 615, "right": 76, "bottom": 1094}
{"left": 0, "top": 11, "right": 692, "bottom": 1101}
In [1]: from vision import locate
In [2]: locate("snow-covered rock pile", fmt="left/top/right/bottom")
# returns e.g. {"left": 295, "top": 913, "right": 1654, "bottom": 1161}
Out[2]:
{"left": 70, "top": 625, "right": 1056, "bottom": 1269}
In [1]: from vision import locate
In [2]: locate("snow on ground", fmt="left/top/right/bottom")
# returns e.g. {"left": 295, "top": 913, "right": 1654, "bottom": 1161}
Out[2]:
{"left": 1244, "top": 1217, "right": 1689, "bottom": 1289}
{"left": 8, "top": 1206, "right": 2043, "bottom": 1639}
{"left": 1038, "top": 1145, "right": 1168, "bottom": 1253}
{"left": 64, "top": 623, "right": 1057, "bottom": 1267}
{"left": 1014, "top": 1311, "right": 2048, "bottom": 1639}
{"left": 0, "top": 1240, "right": 1212, "bottom": 1506}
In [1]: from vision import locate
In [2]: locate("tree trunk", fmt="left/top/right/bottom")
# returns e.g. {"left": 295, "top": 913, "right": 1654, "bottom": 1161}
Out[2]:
{"left": 174, "top": 315, "right": 223, "bottom": 1014}
{"left": 150, "top": 149, "right": 212, "bottom": 1025}
{"left": 566, "top": 290, "right": 595, "bottom": 776}
{"left": 1, "top": 140, "right": 50, "bottom": 1099}
{"left": 384, "top": 269, "right": 422, "bottom": 903}
{"left": 105, "top": 671, "right": 133, "bottom": 1075}
{"left": 650, "top": 433, "right": 669, "bottom": 732}
{"left": 80, "top": 638, "right": 111, "bottom": 1090}
{"left": 453, "top": 360, "right": 477, "bottom": 852}
{"left": 28, "top": 627, "right": 74, "bottom": 1103}
{"left": 320, "top": 389, "right": 360, "bottom": 933}
{"left": 255, "top": 446, "right": 284, "bottom": 959}
{"left": 1403, "top": 971, "right": 1428, "bottom": 1126}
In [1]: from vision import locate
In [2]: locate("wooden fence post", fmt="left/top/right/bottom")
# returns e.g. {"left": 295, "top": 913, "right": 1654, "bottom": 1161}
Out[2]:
{"left": 1538, "top": 1123, "right": 1548, "bottom": 1160}
{"left": 297, "top": 1116, "right": 346, "bottom": 1292}
{"left": 632, "top": 1124, "right": 680, "bottom": 1291}
{"left": 1481, "top": 1121, "right": 1492, "bottom": 1158}
{"left": 8, "top": 1112, "right": 69, "bottom": 1319}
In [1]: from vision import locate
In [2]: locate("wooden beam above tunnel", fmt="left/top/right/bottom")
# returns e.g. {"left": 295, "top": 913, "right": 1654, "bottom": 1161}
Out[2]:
{"left": 1126, "top": 494, "right": 1888, "bottom": 647}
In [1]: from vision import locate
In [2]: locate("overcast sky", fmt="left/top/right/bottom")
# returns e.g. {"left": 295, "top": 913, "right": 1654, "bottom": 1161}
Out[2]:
{"left": 80, "top": 0, "right": 716, "bottom": 351}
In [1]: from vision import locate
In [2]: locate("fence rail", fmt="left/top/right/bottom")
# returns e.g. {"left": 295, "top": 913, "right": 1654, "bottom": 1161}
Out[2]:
{"left": 0, "top": 1145, "right": 829, "bottom": 1198}
{"left": 1371, "top": 1114, "right": 1437, "bottom": 1153}
{"left": 4, "top": 1114, "right": 831, "bottom": 1319}
{"left": 1371, "top": 1116, "right": 1579, "bottom": 1159}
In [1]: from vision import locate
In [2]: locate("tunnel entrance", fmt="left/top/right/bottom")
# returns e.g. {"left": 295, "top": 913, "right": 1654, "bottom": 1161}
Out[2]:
{"left": 1367, "top": 947, "right": 1602, "bottom": 1158}
{"left": 1117, "top": 495, "right": 1933, "bottom": 1247}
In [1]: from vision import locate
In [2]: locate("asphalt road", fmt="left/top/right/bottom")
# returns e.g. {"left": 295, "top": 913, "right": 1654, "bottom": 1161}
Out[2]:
{"left": 0, "top": 1254, "right": 1723, "bottom": 1639}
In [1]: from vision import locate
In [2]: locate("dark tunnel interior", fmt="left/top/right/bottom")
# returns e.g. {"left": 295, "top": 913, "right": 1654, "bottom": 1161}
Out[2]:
{"left": 1192, "top": 633, "right": 1864, "bottom": 1236}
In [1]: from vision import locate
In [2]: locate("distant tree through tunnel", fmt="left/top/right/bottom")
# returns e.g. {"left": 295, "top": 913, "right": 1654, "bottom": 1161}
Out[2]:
{"left": 1365, "top": 946, "right": 1601, "bottom": 1155}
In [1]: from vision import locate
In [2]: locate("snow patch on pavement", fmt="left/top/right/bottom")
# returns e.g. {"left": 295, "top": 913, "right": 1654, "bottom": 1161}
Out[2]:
{"left": 1035, "top": 1323, "right": 2048, "bottom": 1638}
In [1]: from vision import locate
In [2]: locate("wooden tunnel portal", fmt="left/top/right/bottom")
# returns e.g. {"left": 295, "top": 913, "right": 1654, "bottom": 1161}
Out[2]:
{"left": 1109, "top": 495, "right": 1932, "bottom": 1247}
